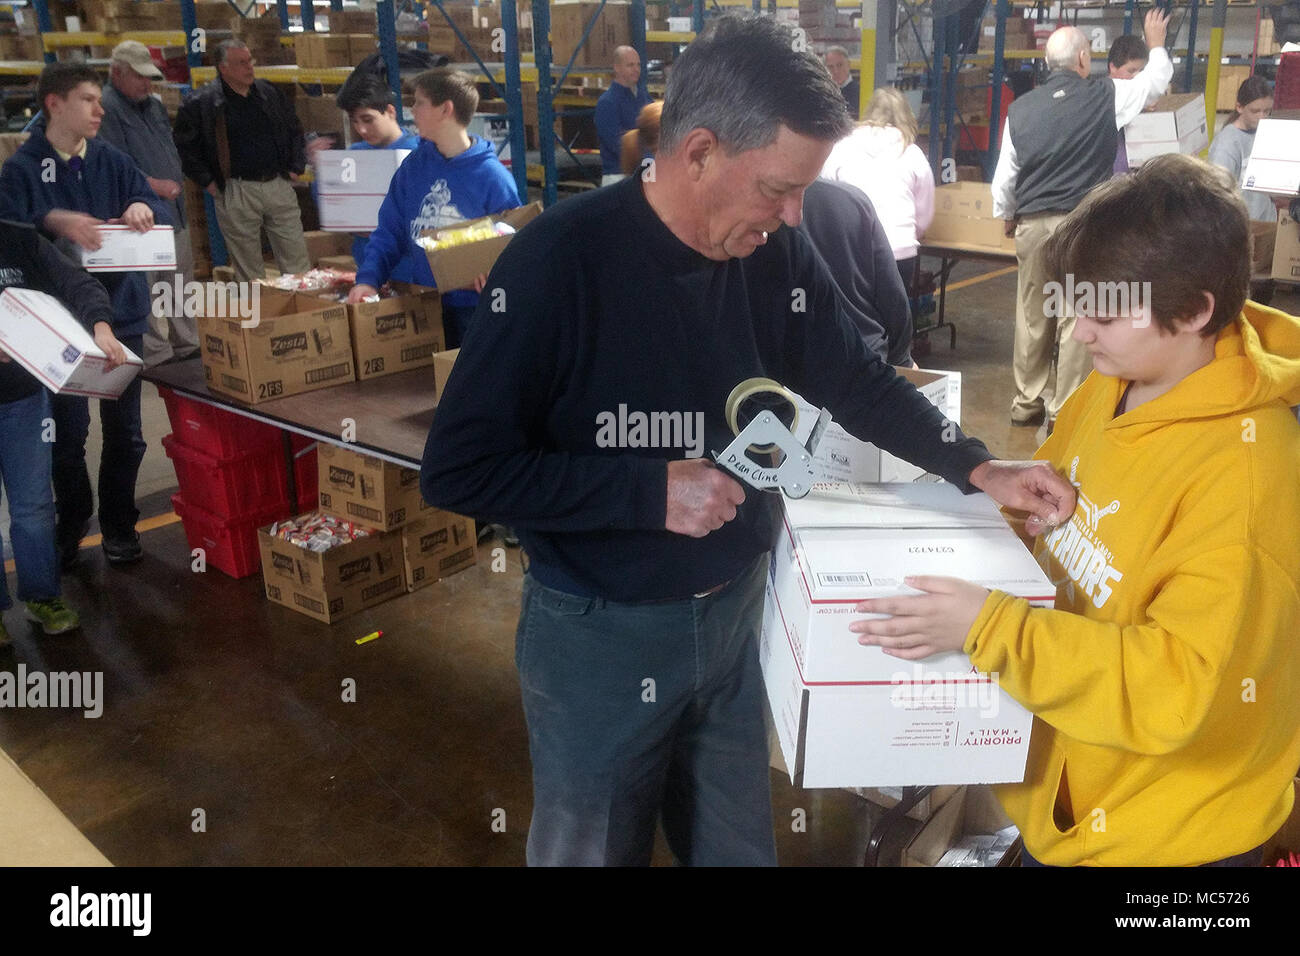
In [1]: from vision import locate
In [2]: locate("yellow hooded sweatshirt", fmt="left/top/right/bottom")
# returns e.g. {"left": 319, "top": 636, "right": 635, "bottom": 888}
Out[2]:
{"left": 965, "top": 302, "right": 1300, "bottom": 866}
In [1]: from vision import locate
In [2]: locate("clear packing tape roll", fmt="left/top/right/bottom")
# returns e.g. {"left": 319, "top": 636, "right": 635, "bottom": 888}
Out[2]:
{"left": 725, "top": 377, "right": 800, "bottom": 454}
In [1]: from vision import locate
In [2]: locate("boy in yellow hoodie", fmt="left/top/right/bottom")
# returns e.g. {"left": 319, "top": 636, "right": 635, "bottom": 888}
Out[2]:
{"left": 851, "top": 153, "right": 1300, "bottom": 867}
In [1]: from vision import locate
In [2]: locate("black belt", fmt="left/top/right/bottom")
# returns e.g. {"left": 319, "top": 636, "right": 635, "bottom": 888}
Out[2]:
{"left": 232, "top": 171, "right": 283, "bottom": 183}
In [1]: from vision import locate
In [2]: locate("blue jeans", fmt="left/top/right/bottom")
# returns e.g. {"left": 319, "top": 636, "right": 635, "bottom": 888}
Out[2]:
{"left": 515, "top": 553, "right": 777, "bottom": 866}
{"left": 52, "top": 335, "right": 146, "bottom": 543}
{"left": 0, "top": 389, "right": 60, "bottom": 609}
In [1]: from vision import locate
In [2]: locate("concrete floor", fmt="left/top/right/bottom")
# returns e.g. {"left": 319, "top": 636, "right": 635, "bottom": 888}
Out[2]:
{"left": 1, "top": 265, "right": 1296, "bottom": 866}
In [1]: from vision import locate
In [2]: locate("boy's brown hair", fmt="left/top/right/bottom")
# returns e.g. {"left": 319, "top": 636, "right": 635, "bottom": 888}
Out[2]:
{"left": 37, "top": 62, "right": 101, "bottom": 114}
{"left": 1043, "top": 153, "right": 1249, "bottom": 337}
{"left": 410, "top": 70, "right": 478, "bottom": 126}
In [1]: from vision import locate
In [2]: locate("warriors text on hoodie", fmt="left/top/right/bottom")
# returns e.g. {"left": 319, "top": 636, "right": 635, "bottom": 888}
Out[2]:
{"left": 965, "top": 302, "right": 1300, "bottom": 866}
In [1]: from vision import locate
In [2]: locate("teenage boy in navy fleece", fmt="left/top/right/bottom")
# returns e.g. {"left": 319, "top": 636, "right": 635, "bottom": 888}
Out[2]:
{"left": 0, "top": 63, "right": 172, "bottom": 568}
{"left": 347, "top": 70, "right": 519, "bottom": 349}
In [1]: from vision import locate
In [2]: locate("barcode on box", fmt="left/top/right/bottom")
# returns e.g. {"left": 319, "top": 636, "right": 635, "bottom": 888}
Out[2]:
{"left": 294, "top": 592, "right": 325, "bottom": 613}
{"left": 305, "top": 362, "right": 351, "bottom": 384}
{"left": 817, "top": 572, "right": 870, "bottom": 587}
{"left": 401, "top": 343, "right": 438, "bottom": 363}
{"left": 362, "top": 576, "right": 402, "bottom": 601}
{"left": 439, "top": 547, "right": 474, "bottom": 572}
{"left": 346, "top": 502, "right": 382, "bottom": 522}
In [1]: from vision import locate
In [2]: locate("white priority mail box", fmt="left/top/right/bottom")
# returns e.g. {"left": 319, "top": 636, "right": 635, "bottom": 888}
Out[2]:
{"left": 1125, "top": 93, "right": 1209, "bottom": 169}
{"left": 315, "top": 149, "right": 413, "bottom": 232}
{"left": 0, "top": 287, "right": 143, "bottom": 398}
{"left": 80, "top": 224, "right": 176, "bottom": 273}
{"left": 792, "top": 367, "right": 962, "bottom": 483}
{"left": 1242, "top": 118, "right": 1300, "bottom": 197}
{"left": 762, "top": 482, "right": 1052, "bottom": 789}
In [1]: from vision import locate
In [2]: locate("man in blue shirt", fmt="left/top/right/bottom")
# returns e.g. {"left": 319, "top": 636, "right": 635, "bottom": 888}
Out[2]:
{"left": 594, "top": 46, "right": 651, "bottom": 186}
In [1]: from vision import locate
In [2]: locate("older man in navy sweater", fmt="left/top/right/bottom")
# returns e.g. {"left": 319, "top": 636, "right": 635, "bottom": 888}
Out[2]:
{"left": 0, "top": 63, "right": 172, "bottom": 568}
{"left": 423, "top": 15, "right": 1076, "bottom": 867}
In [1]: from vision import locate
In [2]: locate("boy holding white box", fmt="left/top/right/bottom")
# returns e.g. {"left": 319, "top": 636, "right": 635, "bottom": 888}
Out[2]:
{"left": 0, "top": 219, "right": 127, "bottom": 643}
{"left": 0, "top": 63, "right": 173, "bottom": 567}
{"left": 852, "top": 154, "right": 1300, "bottom": 867}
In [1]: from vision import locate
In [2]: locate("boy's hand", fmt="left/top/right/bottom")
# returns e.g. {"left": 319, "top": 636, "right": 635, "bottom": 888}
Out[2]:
{"left": 305, "top": 137, "right": 332, "bottom": 164}
{"left": 0, "top": 346, "right": 10, "bottom": 363}
{"left": 1143, "top": 8, "right": 1169, "bottom": 50}
{"left": 93, "top": 322, "right": 127, "bottom": 370}
{"left": 347, "top": 283, "right": 379, "bottom": 304}
{"left": 119, "top": 202, "right": 155, "bottom": 232}
{"left": 850, "top": 576, "right": 990, "bottom": 659}
{"left": 147, "top": 176, "right": 182, "bottom": 201}
{"left": 43, "top": 209, "right": 104, "bottom": 250}
{"left": 472, "top": 273, "right": 488, "bottom": 294}
{"left": 969, "top": 459, "right": 1075, "bottom": 536}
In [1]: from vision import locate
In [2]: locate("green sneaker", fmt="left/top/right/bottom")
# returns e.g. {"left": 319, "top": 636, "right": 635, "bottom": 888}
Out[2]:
{"left": 24, "top": 598, "right": 80, "bottom": 635}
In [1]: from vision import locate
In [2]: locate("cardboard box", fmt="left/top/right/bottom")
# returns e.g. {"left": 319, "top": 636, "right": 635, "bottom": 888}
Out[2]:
{"left": 0, "top": 288, "right": 143, "bottom": 399}
{"left": 551, "top": 1, "right": 631, "bottom": 67}
{"left": 1216, "top": 65, "right": 1252, "bottom": 112}
{"left": 1125, "top": 93, "right": 1209, "bottom": 169}
{"left": 422, "top": 202, "right": 542, "bottom": 291}
{"left": 80, "top": 225, "right": 177, "bottom": 273}
{"left": 348, "top": 34, "right": 374, "bottom": 66}
{"left": 317, "top": 443, "right": 433, "bottom": 531}
{"left": 295, "top": 33, "right": 350, "bottom": 69}
{"left": 401, "top": 511, "right": 477, "bottom": 590}
{"left": 295, "top": 95, "right": 347, "bottom": 138}
{"left": 925, "top": 182, "right": 1015, "bottom": 252}
{"left": 302, "top": 230, "right": 355, "bottom": 265}
{"left": 1251, "top": 220, "right": 1279, "bottom": 275}
{"left": 762, "top": 483, "right": 1049, "bottom": 789}
{"left": 1242, "top": 118, "right": 1300, "bottom": 197}
{"left": 791, "top": 367, "right": 960, "bottom": 484}
{"left": 316, "top": 255, "right": 357, "bottom": 272}
{"left": 0, "top": 747, "right": 112, "bottom": 866}
{"left": 433, "top": 348, "right": 459, "bottom": 404}
{"left": 259, "top": 521, "right": 404, "bottom": 623}
{"left": 315, "top": 149, "right": 414, "bottom": 232}
{"left": 902, "top": 785, "right": 1020, "bottom": 866}
{"left": 1274, "top": 213, "right": 1300, "bottom": 281}
{"left": 197, "top": 290, "right": 356, "bottom": 404}
{"left": 344, "top": 282, "right": 444, "bottom": 380}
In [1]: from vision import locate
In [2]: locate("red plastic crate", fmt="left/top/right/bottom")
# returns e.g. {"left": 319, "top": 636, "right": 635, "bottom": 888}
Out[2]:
{"left": 158, "top": 387, "right": 282, "bottom": 460}
{"left": 172, "top": 493, "right": 289, "bottom": 579}
{"left": 163, "top": 433, "right": 290, "bottom": 518}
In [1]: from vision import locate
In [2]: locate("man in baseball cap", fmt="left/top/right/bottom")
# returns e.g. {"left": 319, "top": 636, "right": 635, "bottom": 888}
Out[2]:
{"left": 99, "top": 40, "right": 198, "bottom": 368}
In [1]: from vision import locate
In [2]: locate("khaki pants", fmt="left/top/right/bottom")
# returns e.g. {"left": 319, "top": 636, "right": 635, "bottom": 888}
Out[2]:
{"left": 144, "top": 224, "right": 199, "bottom": 366}
{"left": 212, "top": 177, "right": 311, "bottom": 281}
{"left": 1012, "top": 212, "right": 1092, "bottom": 422}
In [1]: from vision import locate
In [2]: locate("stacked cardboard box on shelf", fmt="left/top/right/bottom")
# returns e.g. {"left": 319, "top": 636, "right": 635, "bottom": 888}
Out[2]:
{"left": 981, "top": 14, "right": 1035, "bottom": 50}
{"left": 233, "top": 13, "right": 293, "bottom": 66}
{"left": 550, "top": 1, "right": 630, "bottom": 67}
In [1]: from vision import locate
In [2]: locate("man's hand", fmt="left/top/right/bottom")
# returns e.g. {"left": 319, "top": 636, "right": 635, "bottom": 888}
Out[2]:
{"left": 43, "top": 209, "right": 105, "bottom": 250}
{"left": 119, "top": 202, "right": 155, "bottom": 232}
{"left": 472, "top": 273, "right": 489, "bottom": 294}
{"left": 305, "top": 136, "right": 332, "bottom": 164}
{"left": 969, "top": 459, "right": 1075, "bottom": 536}
{"left": 1143, "top": 8, "right": 1170, "bottom": 50}
{"left": 93, "top": 322, "right": 127, "bottom": 370}
{"left": 0, "top": 346, "right": 9, "bottom": 363}
{"left": 1003, "top": 218, "right": 1017, "bottom": 238}
{"left": 347, "top": 283, "right": 379, "bottom": 304}
{"left": 147, "top": 176, "right": 182, "bottom": 201}
{"left": 849, "top": 575, "right": 991, "bottom": 660}
{"left": 206, "top": 182, "right": 219, "bottom": 197}
{"left": 665, "top": 458, "right": 746, "bottom": 537}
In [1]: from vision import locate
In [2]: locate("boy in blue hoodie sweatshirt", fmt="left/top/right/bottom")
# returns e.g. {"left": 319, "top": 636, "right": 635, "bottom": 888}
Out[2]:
{"left": 347, "top": 70, "right": 520, "bottom": 348}
{"left": 308, "top": 71, "right": 421, "bottom": 269}
{"left": 0, "top": 63, "right": 172, "bottom": 568}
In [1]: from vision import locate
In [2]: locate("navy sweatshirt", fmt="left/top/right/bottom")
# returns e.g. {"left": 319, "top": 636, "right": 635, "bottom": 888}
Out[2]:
{"left": 421, "top": 176, "right": 994, "bottom": 602}
{"left": 0, "top": 129, "right": 173, "bottom": 340}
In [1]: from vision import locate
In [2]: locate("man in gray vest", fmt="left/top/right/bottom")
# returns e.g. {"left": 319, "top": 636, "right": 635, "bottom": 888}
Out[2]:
{"left": 99, "top": 40, "right": 198, "bottom": 367}
{"left": 992, "top": 10, "right": 1170, "bottom": 431}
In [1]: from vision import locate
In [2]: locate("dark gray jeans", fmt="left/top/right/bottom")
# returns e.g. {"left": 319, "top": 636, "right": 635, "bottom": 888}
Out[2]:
{"left": 515, "top": 552, "right": 776, "bottom": 866}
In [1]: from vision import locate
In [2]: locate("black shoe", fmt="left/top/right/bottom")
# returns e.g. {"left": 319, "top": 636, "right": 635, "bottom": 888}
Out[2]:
{"left": 102, "top": 531, "right": 143, "bottom": 565}
{"left": 57, "top": 520, "right": 90, "bottom": 571}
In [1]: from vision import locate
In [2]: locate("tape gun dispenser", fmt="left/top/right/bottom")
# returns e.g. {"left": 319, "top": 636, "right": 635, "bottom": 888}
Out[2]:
{"left": 712, "top": 378, "right": 832, "bottom": 499}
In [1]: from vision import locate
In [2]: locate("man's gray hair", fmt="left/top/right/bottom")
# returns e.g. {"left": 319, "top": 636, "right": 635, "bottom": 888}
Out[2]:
{"left": 825, "top": 45, "right": 849, "bottom": 59}
{"left": 1044, "top": 27, "right": 1089, "bottom": 72}
{"left": 659, "top": 14, "right": 853, "bottom": 156}
{"left": 215, "top": 38, "right": 249, "bottom": 67}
